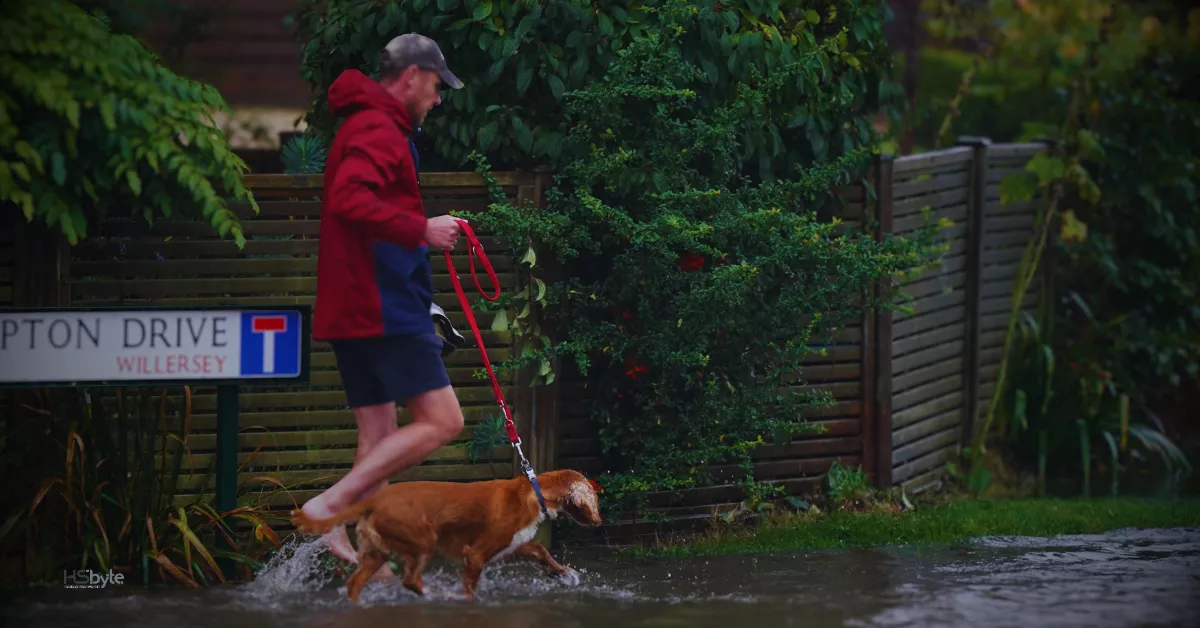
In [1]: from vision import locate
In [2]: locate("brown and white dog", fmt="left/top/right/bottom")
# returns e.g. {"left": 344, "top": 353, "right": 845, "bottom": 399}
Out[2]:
{"left": 290, "top": 469, "right": 603, "bottom": 601}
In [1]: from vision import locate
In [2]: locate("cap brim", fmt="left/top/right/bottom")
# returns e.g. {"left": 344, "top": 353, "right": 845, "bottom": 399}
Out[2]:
{"left": 438, "top": 66, "right": 464, "bottom": 89}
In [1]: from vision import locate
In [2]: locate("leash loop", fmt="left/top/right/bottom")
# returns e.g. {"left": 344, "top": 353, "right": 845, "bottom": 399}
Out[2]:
{"left": 443, "top": 218, "right": 548, "bottom": 516}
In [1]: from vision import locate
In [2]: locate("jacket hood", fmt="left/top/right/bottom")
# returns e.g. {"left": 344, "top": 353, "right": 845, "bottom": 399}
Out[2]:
{"left": 328, "top": 69, "right": 413, "bottom": 131}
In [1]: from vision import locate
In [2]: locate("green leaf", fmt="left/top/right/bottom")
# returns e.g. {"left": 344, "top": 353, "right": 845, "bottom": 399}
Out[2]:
{"left": 501, "top": 35, "right": 520, "bottom": 58}
{"left": 520, "top": 245, "right": 537, "bottom": 267}
{"left": 473, "top": 1, "right": 492, "bottom": 21}
{"left": 804, "top": 9, "right": 820, "bottom": 24}
{"left": 1012, "top": 388, "right": 1028, "bottom": 432}
{"left": 1026, "top": 153, "right": 1067, "bottom": 187}
{"left": 477, "top": 121, "right": 500, "bottom": 150}
{"left": 1000, "top": 172, "right": 1038, "bottom": 206}
{"left": 490, "top": 308, "right": 509, "bottom": 332}
{"left": 51, "top": 152, "right": 66, "bottom": 186}
{"left": 126, "top": 170, "right": 142, "bottom": 196}
{"left": 538, "top": 359, "right": 551, "bottom": 376}
{"left": 547, "top": 74, "right": 565, "bottom": 100}
{"left": 487, "top": 58, "right": 506, "bottom": 82}
{"left": 534, "top": 277, "right": 546, "bottom": 303}
{"left": 516, "top": 63, "right": 534, "bottom": 95}
{"left": 532, "top": 129, "right": 556, "bottom": 155}
{"left": 512, "top": 116, "right": 533, "bottom": 152}
{"left": 1077, "top": 129, "right": 1104, "bottom": 159}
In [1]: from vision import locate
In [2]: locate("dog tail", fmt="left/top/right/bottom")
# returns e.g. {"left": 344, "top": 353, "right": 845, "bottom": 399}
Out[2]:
{"left": 290, "top": 500, "right": 373, "bottom": 536}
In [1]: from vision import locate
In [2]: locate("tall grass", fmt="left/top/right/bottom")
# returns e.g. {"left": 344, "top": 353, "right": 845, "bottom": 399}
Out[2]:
{"left": 0, "top": 387, "right": 283, "bottom": 587}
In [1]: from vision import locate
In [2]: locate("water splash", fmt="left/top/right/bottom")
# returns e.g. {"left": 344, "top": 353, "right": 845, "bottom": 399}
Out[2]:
{"left": 243, "top": 534, "right": 339, "bottom": 596}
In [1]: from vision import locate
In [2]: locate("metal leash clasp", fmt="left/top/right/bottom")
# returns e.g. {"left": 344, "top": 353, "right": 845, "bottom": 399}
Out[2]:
{"left": 511, "top": 438, "right": 549, "bottom": 516}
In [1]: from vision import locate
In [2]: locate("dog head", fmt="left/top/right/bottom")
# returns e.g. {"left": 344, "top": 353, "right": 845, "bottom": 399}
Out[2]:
{"left": 539, "top": 469, "right": 603, "bottom": 527}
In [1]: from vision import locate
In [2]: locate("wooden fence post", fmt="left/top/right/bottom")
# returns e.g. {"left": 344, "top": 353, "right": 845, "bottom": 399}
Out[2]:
{"left": 955, "top": 136, "right": 991, "bottom": 449}
{"left": 528, "top": 167, "right": 559, "bottom": 478}
{"left": 511, "top": 177, "right": 539, "bottom": 482}
{"left": 520, "top": 167, "right": 563, "bottom": 547}
{"left": 873, "top": 155, "right": 895, "bottom": 489}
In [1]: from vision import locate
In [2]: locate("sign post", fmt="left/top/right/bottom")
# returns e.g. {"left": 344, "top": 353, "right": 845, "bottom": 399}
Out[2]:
{"left": 0, "top": 305, "right": 311, "bottom": 581}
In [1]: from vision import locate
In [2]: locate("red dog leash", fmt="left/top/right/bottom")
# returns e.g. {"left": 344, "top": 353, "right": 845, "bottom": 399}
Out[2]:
{"left": 443, "top": 218, "right": 549, "bottom": 515}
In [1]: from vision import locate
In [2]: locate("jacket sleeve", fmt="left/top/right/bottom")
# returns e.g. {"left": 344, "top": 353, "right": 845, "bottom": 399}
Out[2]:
{"left": 325, "top": 112, "right": 427, "bottom": 248}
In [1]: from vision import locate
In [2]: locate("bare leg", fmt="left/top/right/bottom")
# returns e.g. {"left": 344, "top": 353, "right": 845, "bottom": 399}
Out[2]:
{"left": 319, "top": 402, "right": 399, "bottom": 564}
{"left": 301, "top": 387, "right": 464, "bottom": 542}
{"left": 358, "top": 405, "right": 402, "bottom": 582}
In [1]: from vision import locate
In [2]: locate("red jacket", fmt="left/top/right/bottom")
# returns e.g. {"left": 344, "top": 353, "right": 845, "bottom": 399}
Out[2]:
{"left": 312, "top": 70, "right": 434, "bottom": 341}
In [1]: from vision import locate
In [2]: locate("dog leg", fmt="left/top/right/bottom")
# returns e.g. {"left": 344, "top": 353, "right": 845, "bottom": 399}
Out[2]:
{"left": 460, "top": 548, "right": 488, "bottom": 600}
{"left": 511, "top": 541, "right": 570, "bottom": 576}
{"left": 512, "top": 542, "right": 580, "bottom": 586}
{"left": 345, "top": 550, "right": 387, "bottom": 604}
{"left": 399, "top": 552, "right": 430, "bottom": 596}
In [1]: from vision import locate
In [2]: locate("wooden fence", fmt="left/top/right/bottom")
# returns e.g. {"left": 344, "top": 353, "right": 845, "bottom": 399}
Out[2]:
{"left": 879, "top": 139, "right": 1045, "bottom": 493}
{"left": 55, "top": 171, "right": 550, "bottom": 515}
{"left": 4, "top": 138, "right": 1046, "bottom": 547}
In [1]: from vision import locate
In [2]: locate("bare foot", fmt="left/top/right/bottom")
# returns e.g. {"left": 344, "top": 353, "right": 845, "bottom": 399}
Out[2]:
{"left": 325, "top": 525, "right": 359, "bottom": 564}
{"left": 300, "top": 499, "right": 358, "bottom": 563}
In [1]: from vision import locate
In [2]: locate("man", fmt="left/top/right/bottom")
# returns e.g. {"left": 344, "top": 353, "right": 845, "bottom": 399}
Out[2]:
{"left": 303, "top": 33, "right": 466, "bottom": 574}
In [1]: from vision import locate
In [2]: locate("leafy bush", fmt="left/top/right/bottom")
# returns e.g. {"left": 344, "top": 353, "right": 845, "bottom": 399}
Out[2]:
{"left": 293, "top": 0, "right": 904, "bottom": 177}
{"left": 466, "top": 3, "right": 940, "bottom": 515}
{"left": 0, "top": 1, "right": 256, "bottom": 246}
{"left": 1010, "top": 31, "right": 1200, "bottom": 496}
{"left": 1078, "top": 48, "right": 1200, "bottom": 389}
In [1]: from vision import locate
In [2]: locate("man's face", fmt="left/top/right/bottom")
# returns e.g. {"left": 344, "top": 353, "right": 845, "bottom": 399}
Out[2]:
{"left": 389, "top": 67, "right": 443, "bottom": 125}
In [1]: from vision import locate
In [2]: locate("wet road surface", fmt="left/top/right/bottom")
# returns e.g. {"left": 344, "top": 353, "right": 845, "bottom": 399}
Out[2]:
{"left": 4, "top": 526, "right": 1198, "bottom": 628}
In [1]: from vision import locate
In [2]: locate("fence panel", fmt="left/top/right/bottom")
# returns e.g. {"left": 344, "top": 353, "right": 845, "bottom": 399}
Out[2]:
{"left": 886, "top": 147, "right": 975, "bottom": 491}
{"left": 976, "top": 143, "right": 1046, "bottom": 435}
{"left": 65, "top": 173, "right": 533, "bottom": 518}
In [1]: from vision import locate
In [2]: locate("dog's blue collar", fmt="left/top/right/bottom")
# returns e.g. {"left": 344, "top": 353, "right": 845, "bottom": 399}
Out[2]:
{"left": 523, "top": 464, "right": 550, "bottom": 517}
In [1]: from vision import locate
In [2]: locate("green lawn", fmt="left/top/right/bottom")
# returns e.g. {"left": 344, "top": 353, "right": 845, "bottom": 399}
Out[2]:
{"left": 626, "top": 498, "right": 1200, "bottom": 558}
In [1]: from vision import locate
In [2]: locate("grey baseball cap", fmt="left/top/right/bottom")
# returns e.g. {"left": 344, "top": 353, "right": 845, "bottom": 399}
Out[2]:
{"left": 382, "top": 33, "right": 464, "bottom": 89}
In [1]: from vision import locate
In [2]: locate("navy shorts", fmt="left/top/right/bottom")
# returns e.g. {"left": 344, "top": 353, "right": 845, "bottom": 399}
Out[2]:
{"left": 329, "top": 333, "right": 452, "bottom": 408}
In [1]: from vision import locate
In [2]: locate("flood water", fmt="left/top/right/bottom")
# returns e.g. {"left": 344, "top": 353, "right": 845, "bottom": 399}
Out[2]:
{"left": 4, "top": 527, "right": 1198, "bottom": 628}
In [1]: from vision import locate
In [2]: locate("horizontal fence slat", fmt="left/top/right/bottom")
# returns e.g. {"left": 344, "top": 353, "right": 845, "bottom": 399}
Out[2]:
{"left": 894, "top": 447, "right": 958, "bottom": 488}
{"left": 893, "top": 407, "right": 961, "bottom": 449}
{"left": 892, "top": 373, "right": 961, "bottom": 413}
{"left": 893, "top": 323, "right": 965, "bottom": 358}
{"left": 892, "top": 340, "right": 965, "bottom": 376}
{"left": 892, "top": 170, "right": 971, "bottom": 204}
{"left": 893, "top": 147, "right": 973, "bottom": 177}
{"left": 891, "top": 424, "right": 960, "bottom": 467}
{"left": 892, "top": 389, "right": 963, "bottom": 430}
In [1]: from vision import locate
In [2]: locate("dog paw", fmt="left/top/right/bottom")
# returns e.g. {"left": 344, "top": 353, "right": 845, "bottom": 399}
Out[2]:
{"left": 556, "top": 568, "right": 581, "bottom": 587}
